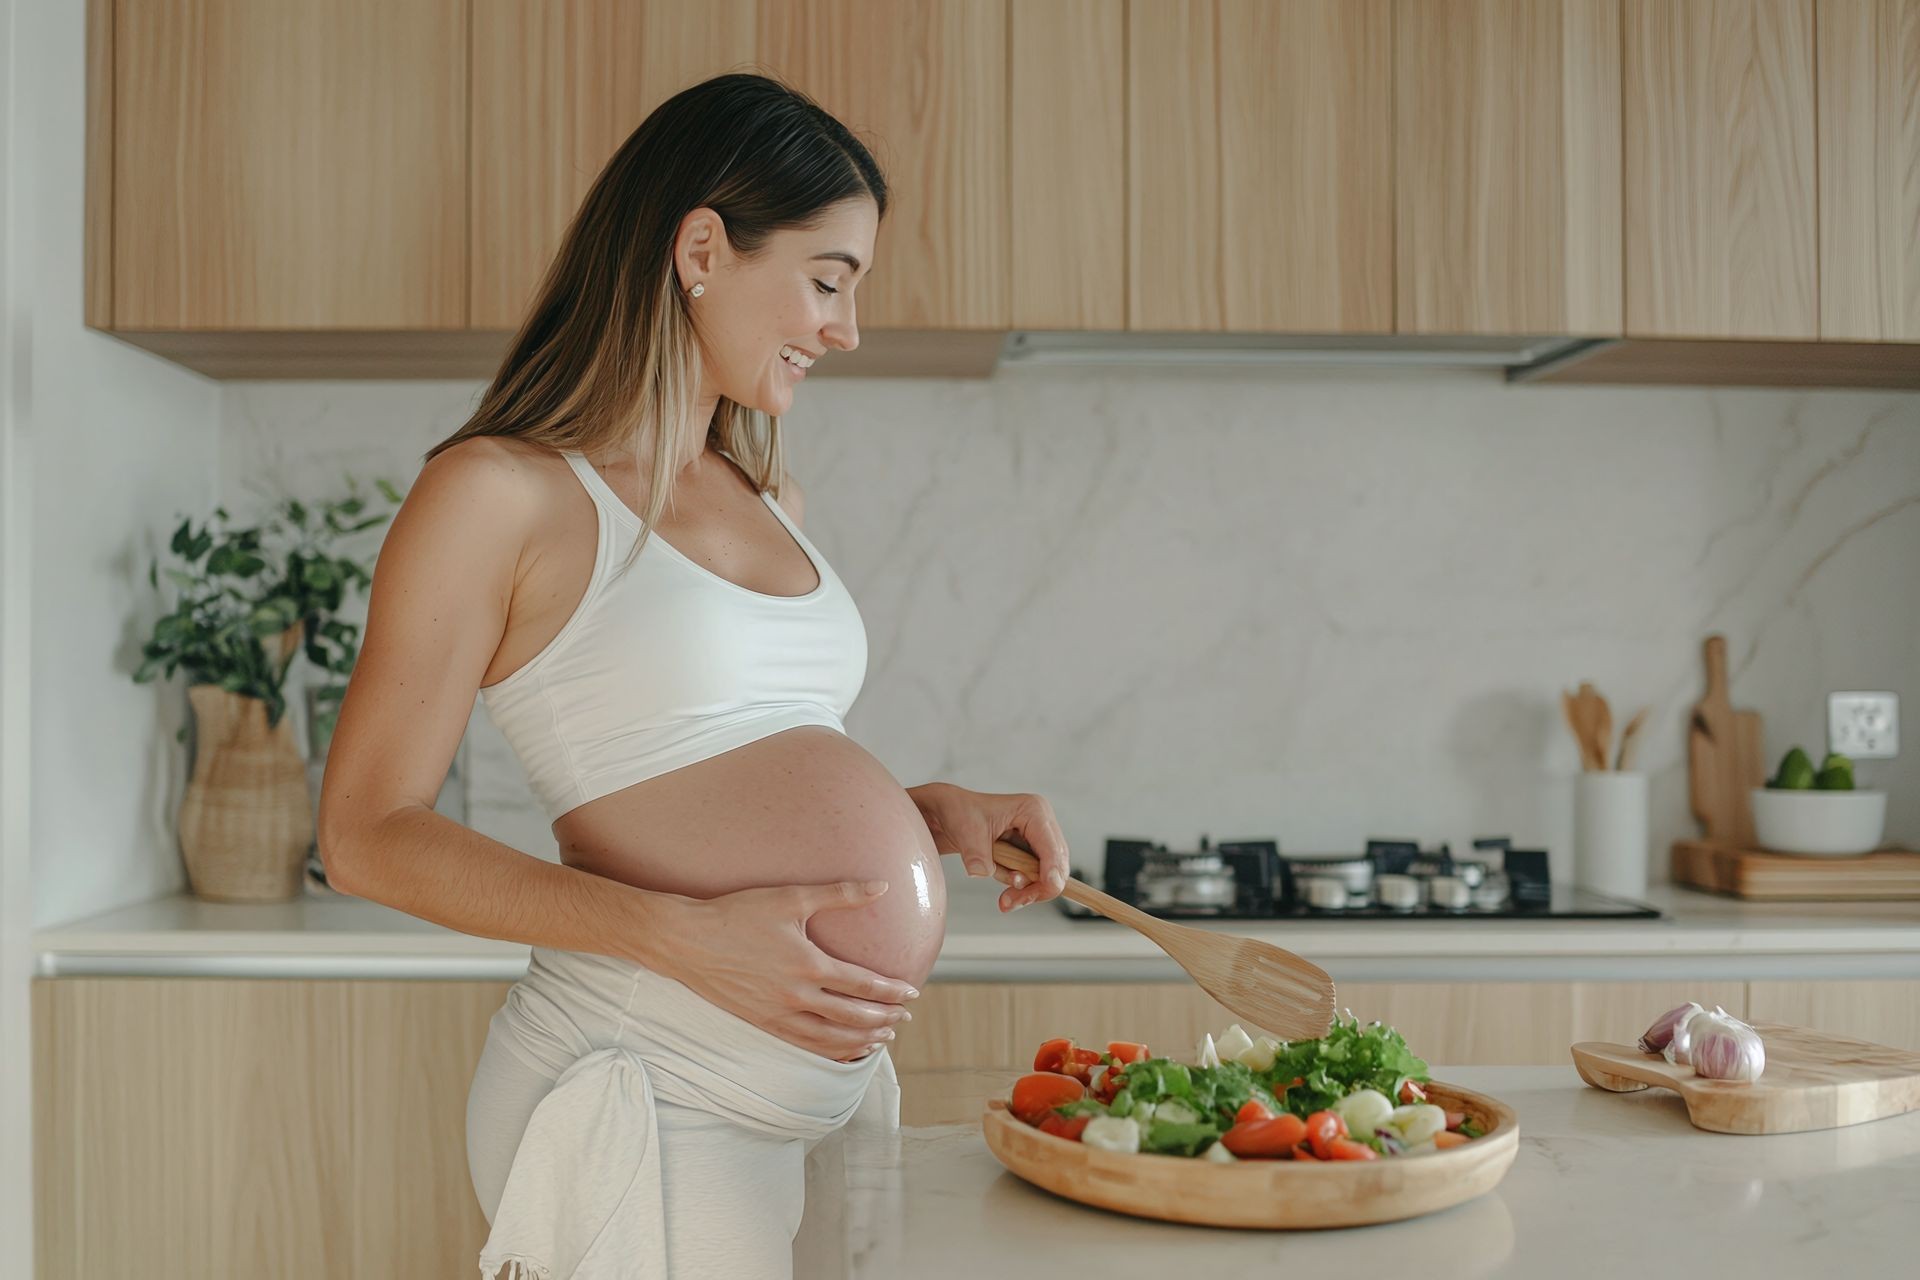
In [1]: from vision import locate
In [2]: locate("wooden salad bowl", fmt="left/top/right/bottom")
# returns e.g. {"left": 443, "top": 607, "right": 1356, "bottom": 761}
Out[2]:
{"left": 982, "top": 1080, "right": 1519, "bottom": 1229}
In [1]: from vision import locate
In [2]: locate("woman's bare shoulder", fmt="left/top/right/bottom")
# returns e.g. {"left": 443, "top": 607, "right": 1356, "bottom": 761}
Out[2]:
{"left": 386, "top": 436, "right": 572, "bottom": 574}
{"left": 409, "top": 436, "right": 577, "bottom": 521}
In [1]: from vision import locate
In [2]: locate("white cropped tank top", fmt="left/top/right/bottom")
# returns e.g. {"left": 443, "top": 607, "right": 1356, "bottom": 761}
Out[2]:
{"left": 479, "top": 449, "right": 868, "bottom": 822}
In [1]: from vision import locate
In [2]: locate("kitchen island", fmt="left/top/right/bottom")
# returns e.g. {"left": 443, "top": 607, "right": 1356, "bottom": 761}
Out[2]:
{"left": 31, "top": 879, "right": 1920, "bottom": 1277}
{"left": 793, "top": 1065, "right": 1920, "bottom": 1278}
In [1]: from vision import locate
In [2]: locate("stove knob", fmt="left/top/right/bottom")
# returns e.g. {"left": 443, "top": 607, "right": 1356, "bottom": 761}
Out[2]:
{"left": 1301, "top": 876, "right": 1350, "bottom": 911}
{"left": 1374, "top": 874, "right": 1422, "bottom": 911}
{"left": 1427, "top": 875, "right": 1471, "bottom": 911}
{"left": 1469, "top": 871, "right": 1511, "bottom": 910}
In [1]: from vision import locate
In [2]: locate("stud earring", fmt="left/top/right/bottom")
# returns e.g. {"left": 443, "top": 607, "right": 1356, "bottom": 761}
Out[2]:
{"left": 688, "top": 282, "right": 705, "bottom": 298}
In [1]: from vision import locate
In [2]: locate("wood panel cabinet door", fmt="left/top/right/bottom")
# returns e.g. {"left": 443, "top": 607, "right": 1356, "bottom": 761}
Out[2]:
{"left": 469, "top": 0, "right": 758, "bottom": 330}
{"left": 1817, "top": 0, "right": 1920, "bottom": 341}
{"left": 1395, "top": 0, "right": 1622, "bottom": 335}
{"left": 1623, "top": 0, "right": 1819, "bottom": 338}
{"left": 111, "top": 0, "right": 467, "bottom": 329}
{"left": 1129, "top": 0, "right": 1393, "bottom": 333}
{"left": 33, "top": 979, "right": 507, "bottom": 1280}
{"left": 1747, "top": 979, "right": 1920, "bottom": 1051}
{"left": 1010, "top": 0, "right": 1127, "bottom": 330}
{"left": 760, "top": 0, "right": 1009, "bottom": 330}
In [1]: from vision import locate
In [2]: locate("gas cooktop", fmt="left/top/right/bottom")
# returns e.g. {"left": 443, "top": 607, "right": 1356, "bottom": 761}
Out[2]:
{"left": 1051, "top": 836, "right": 1662, "bottom": 921}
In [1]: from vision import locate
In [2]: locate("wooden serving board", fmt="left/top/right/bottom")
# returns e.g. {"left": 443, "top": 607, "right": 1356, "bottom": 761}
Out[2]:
{"left": 1672, "top": 839, "right": 1920, "bottom": 899}
{"left": 981, "top": 1081, "right": 1518, "bottom": 1230}
{"left": 1688, "top": 634, "right": 1767, "bottom": 848}
{"left": 1572, "top": 1021, "right": 1920, "bottom": 1134}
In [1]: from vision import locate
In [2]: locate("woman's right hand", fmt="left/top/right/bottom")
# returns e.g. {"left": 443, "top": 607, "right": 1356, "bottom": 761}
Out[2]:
{"left": 654, "top": 878, "right": 919, "bottom": 1062}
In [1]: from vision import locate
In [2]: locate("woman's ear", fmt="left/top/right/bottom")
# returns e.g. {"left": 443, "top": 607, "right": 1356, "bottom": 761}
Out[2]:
{"left": 674, "top": 206, "right": 729, "bottom": 290}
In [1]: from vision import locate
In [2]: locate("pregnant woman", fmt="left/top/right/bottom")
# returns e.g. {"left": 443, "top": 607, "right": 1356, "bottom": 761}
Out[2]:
{"left": 315, "top": 74, "right": 1071, "bottom": 1278}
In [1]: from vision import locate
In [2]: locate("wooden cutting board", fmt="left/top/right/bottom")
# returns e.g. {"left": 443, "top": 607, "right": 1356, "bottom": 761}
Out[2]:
{"left": 1671, "top": 839, "right": 1920, "bottom": 899}
{"left": 1688, "top": 634, "right": 1767, "bottom": 848}
{"left": 1572, "top": 1021, "right": 1920, "bottom": 1134}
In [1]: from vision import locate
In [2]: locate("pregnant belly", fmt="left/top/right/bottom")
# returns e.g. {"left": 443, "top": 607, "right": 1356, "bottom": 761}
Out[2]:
{"left": 552, "top": 725, "right": 948, "bottom": 990}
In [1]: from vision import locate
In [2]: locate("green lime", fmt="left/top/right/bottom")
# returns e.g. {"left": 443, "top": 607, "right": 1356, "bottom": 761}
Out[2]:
{"left": 1772, "top": 746, "right": 1816, "bottom": 790}
{"left": 1815, "top": 763, "right": 1855, "bottom": 791}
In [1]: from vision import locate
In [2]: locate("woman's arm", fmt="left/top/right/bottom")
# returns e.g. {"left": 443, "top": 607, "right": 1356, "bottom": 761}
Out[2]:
{"left": 324, "top": 802, "right": 693, "bottom": 967}
{"left": 317, "top": 438, "right": 692, "bottom": 968}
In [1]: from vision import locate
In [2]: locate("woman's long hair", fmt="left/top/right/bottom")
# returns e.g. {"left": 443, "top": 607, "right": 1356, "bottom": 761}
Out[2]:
{"left": 425, "top": 73, "right": 888, "bottom": 570}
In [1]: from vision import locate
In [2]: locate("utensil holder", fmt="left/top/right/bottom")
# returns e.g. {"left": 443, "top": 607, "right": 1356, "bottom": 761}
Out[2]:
{"left": 1574, "top": 771, "right": 1650, "bottom": 899}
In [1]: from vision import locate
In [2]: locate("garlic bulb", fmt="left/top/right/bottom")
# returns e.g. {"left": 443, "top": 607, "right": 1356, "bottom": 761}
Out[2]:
{"left": 1688, "top": 1010, "right": 1766, "bottom": 1083}
{"left": 1663, "top": 1006, "right": 1706, "bottom": 1066}
{"left": 1639, "top": 1002, "right": 1705, "bottom": 1055}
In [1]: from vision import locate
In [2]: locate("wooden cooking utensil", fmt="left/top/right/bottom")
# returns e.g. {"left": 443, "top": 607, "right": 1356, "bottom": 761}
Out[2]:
{"left": 1562, "top": 682, "right": 1612, "bottom": 770}
{"left": 990, "top": 840, "right": 1336, "bottom": 1041}
{"left": 1615, "top": 706, "right": 1648, "bottom": 770}
{"left": 1588, "top": 684, "right": 1613, "bottom": 771}
{"left": 1560, "top": 689, "right": 1594, "bottom": 769}
{"left": 1688, "top": 634, "right": 1766, "bottom": 846}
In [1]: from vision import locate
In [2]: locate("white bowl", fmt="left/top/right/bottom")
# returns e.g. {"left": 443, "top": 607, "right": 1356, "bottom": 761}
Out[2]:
{"left": 1749, "top": 787, "right": 1888, "bottom": 857}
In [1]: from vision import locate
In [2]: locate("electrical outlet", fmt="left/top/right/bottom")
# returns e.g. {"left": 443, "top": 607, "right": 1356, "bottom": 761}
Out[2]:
{"left": 1828, "top": 691, "right": 1899, "bottom": 759}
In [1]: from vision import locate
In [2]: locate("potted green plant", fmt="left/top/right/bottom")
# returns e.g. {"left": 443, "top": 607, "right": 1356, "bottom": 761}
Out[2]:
{"left": 134, "top": 477, "right": 402, "bottom": 901}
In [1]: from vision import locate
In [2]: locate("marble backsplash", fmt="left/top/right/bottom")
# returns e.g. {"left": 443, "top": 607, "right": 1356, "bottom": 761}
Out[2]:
{"left": 221, "top": 366, "right": 1920, "bottom": 890}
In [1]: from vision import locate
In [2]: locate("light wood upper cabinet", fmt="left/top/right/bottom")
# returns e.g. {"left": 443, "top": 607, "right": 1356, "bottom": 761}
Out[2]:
{"left": 1817, "top": 0, "right": 1920, "bottom": 342}
{"left": 1623, "top": 0, "right": 1819, "bottom": 338}
{"left": 469, "top": 1, "right": 757, "bottom": 330}
{"left": 85, "top": 0, "right": 1920, "bottom": 379}
{"left": 1010, "top": 0, "right": 1127, "bottom": 330}
{"left": 758, "top": 0, "right": 1009, "bottom": 330}
{"left": 110, "top": 0, "right": 467, "bottom": 330}
{"left": 1129, "top": 0, "right": 1393, "bottom": 333}
{"left": 1395, "top": 0, "right": 1623, "bottom": 335}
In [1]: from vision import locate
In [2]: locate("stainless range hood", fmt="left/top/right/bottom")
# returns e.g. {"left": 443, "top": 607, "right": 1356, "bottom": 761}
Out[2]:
{"left": 999, "top": 330, "right": 1602, "bottom": 370}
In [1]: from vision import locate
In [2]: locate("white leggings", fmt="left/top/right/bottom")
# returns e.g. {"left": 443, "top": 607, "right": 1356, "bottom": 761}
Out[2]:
{"left": 465, "top": 946, "right": 898, "bottom": 1279}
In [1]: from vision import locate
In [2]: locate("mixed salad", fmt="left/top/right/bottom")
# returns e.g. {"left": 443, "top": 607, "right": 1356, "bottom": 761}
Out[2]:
{"left": 1005, "top": 1015, "right": 1486, "bottom": 1162}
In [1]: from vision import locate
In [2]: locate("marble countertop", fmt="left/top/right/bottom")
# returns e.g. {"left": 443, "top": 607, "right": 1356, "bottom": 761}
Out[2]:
{"left": 792, "top": 1065, "right": 1920, "bottom": 1278}
{"left": 32, "top": 866, "right": 1920, "bottom": 981}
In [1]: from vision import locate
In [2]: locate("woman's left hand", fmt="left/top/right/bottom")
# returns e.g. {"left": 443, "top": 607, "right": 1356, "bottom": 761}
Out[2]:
{"left": 913, "top": 784, "right": 1072, "bottom": 912}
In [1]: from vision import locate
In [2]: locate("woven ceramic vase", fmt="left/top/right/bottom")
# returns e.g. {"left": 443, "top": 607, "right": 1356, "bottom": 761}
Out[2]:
{"left": 177, "top": 683, "right": 314, "bottom": 902}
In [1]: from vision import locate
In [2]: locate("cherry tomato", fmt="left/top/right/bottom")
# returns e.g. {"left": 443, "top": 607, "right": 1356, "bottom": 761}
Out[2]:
{"left": 1032, "top": 1038, "right": 1103, "bottom": 1082}
{"left": 1304, "top": 1110, "right": 1348, "bottom": 1160}
{"left": 1220, "top": 1113, "right": 1309, "bottom": 1158}
{"left": 1327, "top": 1137, "right": 1378, "bottom": 1161}
{"left": 1291, "top": 1142, "right": 1321, "bottom": 1162}
{"left": 1033, "top": 1038, "right": 1074, "bottom": 1074}
{"left": 1398, "top": 1078, "right": 1428, "bottom": 1105}
{"left": 1234, "top": 1099, "right": 1275, "bottom": 1125}
{"left": 1038, "top": 1112, "right": 1092, "bottom": 1141}
{"left": 1094, "top": 1065, "right": 1126, "bottom": 1104}
{"left": 1062, "top": 1047, "right": 1104, "bottom": 1083}
{"left": 1444, "top": 1110, "right": 1466, "bottom": 1131}
{"left": 1010, "top": 1072, "right": 1085, "bottom": 1126}
{"left": 1106, "top": 1041, "right": 1150, "bottom": 1065}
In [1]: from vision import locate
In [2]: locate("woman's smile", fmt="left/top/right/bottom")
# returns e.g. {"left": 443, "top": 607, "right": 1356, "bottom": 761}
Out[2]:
{"left": 779, "top": 343, "right": 816, "bottom": 379}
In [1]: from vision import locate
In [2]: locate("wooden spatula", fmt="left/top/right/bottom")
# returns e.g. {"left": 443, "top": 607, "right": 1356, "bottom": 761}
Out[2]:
{"left": 991, "top": 840, "right": 1337, "bottom": 1041}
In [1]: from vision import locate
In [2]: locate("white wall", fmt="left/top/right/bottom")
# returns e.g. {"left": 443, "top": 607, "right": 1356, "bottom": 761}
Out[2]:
{"left": 221, "top": 369, "right": 1920, "bottom": 889}
{"left": 19, "top": 0, "right": 223, "bottom": 927}
{"left": 0, "top": 0, "right": 31, "bottom": 1259}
